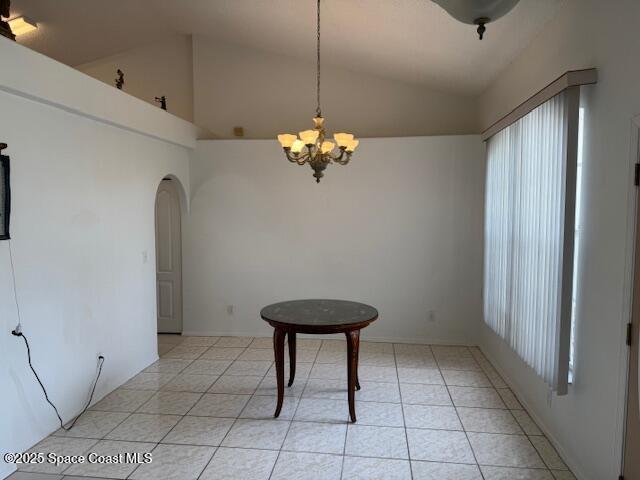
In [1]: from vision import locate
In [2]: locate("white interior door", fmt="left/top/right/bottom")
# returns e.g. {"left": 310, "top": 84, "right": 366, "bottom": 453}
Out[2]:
{"left": 623, "top": 122, "right": 640, "bottom": 479}
{"left": 155, "top": 179, "right": 182, "bottom": 333}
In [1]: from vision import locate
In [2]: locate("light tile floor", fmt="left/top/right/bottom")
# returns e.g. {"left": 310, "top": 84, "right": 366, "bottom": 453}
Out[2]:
{"left": 9, "top": 335, "right": 576, "bottom": 480}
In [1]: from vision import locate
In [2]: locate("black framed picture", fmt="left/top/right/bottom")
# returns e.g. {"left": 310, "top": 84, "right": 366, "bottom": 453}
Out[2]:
{"left": 0, "top": 150, "right": 10, "bottom": 240}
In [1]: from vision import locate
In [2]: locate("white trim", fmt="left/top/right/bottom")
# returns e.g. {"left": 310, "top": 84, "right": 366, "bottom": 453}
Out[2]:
{"left": 616, "top": 113, "right": 640, "bottom": 476}
{"left": 180, "top": 331, "right": 478, "bottom": 346}
{"left": 0, "top": 39, "right": 198, "bottom": 149}
{"left": 556, "top": 86, "right": 580, "bottom": 394}
{"left": 481, "top": 69, "right": 597, "bottom": 141}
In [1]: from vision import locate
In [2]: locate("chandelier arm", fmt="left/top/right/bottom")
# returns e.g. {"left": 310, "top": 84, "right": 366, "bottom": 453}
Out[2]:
{"left": 299, "top": 151, "right": 313, "bottom": 165}
{"left": 324, "top": 152, "right": 337, "bottom": 163}
{"left": 284, "top": 150, "right": 310, "bottom": 165}
{"left": 284, "top": 150, "right": 297, "bottom": 163}
{"left": 334, "top": 152, "right": 352, "bottom": 165}
{"left": 326, "top": 149, "right": 348, "bottom": 165}
{"left": 307, "top": 145, "right": 319, "bottom": 162}
{"left": 333, "top": 149, "right": 346, "bottom": 163}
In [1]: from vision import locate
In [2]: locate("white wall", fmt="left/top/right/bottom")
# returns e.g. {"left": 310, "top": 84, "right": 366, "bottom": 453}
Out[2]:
{"left": 193, "top": 36, "right": 479, "bottom": 139}
{"left": 72, "top": 34, "right": 480, "bottom": 139}
{"left": 0, "top": 40, "right": 193, "bottom": 479}
{"left": 73, "top": 34, "right": 481, "bottom": 139}
{"left": 477, "top": 1, "right": 640, "bottom": 478}
{"left": 76, "top": 35, "right": 194, "bottom": 123}
{"left": 183, "top": 136, "right": 485, "bottom": 343}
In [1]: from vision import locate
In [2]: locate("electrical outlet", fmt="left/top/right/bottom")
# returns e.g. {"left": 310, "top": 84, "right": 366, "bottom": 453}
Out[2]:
{"left": 141, "top": 250, "right": 148, "bottom": 264}
{"left": 427, "top": 310, "right": 436, "bottom": 322}
{"left": 227, "top": 305, "right": 234, "bottom": 316}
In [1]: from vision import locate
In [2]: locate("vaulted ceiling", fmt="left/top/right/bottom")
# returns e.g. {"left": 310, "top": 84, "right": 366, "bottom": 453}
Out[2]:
{"left": 10, "top": 0, "right": 564, "bottom": 96}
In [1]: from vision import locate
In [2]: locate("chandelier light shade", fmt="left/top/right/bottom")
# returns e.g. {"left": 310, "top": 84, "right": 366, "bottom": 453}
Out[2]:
{"left": 277, "top": 0, "right": 359, "bottom": 183}
{"left": 432, "top": 0, "right": 520, "bottom": 39}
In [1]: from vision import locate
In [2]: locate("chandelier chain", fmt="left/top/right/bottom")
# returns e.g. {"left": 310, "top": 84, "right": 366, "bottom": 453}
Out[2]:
{"left": 316, "top": 0, "right": 321, "bottom": 118}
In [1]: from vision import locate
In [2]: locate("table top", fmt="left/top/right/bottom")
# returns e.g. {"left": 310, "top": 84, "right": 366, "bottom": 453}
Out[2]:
{"left": 260, "top": 299, "right": 378, "bottom": 329}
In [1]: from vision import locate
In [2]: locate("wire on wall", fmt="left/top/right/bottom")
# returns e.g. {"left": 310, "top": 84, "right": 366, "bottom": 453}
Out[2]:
{"left": 8, "top": 239, "right": 105, "bottom": 431}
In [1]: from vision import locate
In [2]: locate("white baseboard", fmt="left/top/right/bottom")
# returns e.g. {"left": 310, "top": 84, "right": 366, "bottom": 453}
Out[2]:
{"left": 478, "top": 345, "right": 589, "bottom": 480}
{"left": 180, "top": 330, "right": 476, "bottom": 346}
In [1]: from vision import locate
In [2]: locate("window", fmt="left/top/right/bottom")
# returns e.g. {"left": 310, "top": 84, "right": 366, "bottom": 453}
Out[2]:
{"left": 484, "top": 88, "right": 581, "bottom": 394}
{"left": 569, "top": 107, "right": 585, "bottom": 380}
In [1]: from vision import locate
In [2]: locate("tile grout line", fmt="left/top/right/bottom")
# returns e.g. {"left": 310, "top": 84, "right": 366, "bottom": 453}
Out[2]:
{"left": 435, "top": 347, "right": 487, "bottom": 480}
{"left": 338, "top": 337, "right": 352, "bottom": 479}
{"left": 56, "top": 394, "right": 144, "bottom": 476}
{"left": 31, "top": 337, "right": 572, "bottom": 480}
{"left": 127, "top": 336, "right": 237, "bottom": 480}
{"left": 126, "top": 336, "right": 259, "bottom": 479}
{"left": 393, "top": 342, "right": 414, "bottom": 480}
{"left": 470, "top": 347, "right": 556, "bottom": 475}
{"left": 23, "top": 337, "right": 294, "bottom": 479}
{"left": 52, "top": 417, "right": 551, "bottom": 440}
{"left": 267, "top": 334, "right": 321, "bottom": 480}
{"left": 54, "top": 347, "right": 198, "bottom": 477}
{"left": 193, "top": 337, "right": 275, "bottom": 480}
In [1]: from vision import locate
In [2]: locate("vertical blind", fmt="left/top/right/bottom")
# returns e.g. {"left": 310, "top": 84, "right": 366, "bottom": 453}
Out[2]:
{"left": 484, "top": 89, "right": 578, "bottom": 394}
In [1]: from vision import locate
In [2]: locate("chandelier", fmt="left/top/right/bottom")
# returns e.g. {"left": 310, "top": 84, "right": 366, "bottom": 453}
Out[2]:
{"left": 277, "top": 0, "right": 359, "bottom": 183}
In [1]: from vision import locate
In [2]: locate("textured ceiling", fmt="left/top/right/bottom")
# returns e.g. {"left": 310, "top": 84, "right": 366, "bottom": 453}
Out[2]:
{"left": 9, "top": 0, "right": 564, "bottom": 96}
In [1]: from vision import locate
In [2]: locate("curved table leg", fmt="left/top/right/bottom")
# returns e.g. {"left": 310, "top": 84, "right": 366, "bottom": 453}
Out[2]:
{"left": 273, "top": 327, "right": 286, "bottom": 418}
{"left": 355, "top": 345, "right": 361, "bottom": 391}
{"left": 346, "top": 329, "right": 361, "bottom": 422}
{"left": 288, "top": 331, "right": 296, "bottom": 387}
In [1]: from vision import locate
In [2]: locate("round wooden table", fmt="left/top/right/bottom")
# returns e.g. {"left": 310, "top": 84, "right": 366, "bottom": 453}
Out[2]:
{"left": 261, "top": 299, "right": 378, "bottom": 422}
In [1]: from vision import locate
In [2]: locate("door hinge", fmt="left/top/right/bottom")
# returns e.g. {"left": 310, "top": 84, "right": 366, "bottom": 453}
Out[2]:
{"left": 635, "top": 163, "right": 640, "bottom": 186}
{"left": 627, "top": 323, "right": 633, "bottom": 346}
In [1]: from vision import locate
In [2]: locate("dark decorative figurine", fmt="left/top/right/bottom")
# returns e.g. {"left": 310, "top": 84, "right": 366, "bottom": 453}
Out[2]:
{"left": 115, "top": 69, "right": 124, "bottom": 90}
{"left": 154, "top": 96, "right": 167, "bottom": 111}
{"left": 0, "top": 0, "right": 15, "bottom": 40}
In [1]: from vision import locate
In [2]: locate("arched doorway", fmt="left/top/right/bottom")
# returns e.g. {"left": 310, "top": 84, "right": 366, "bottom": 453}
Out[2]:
{"left": 155, "top": 178, "right": 183, "bottom": 333}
